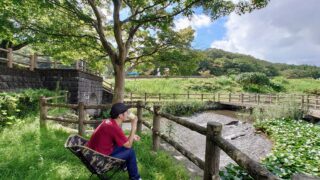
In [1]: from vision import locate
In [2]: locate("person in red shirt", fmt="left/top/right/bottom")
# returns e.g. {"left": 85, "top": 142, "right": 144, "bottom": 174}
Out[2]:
{"left": 87, "top": 103, "right": 141, "bottom": 180}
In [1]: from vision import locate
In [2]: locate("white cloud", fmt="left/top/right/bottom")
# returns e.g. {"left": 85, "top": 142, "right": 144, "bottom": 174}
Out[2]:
{"left": 211, "top": 0, "right": 320, "bottom": 66}
{"left": 174, "top": 14, "right": 212, "bottom": 31}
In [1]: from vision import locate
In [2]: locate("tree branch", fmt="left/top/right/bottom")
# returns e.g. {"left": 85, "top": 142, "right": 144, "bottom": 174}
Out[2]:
{"left": 87, "top": 0, "right": 117, "bottom": 61}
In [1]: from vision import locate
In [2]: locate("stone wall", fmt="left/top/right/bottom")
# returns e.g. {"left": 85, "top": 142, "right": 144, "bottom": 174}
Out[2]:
{"left": 0, "top": 63, "right": 43, "bottom": 91}
{"left": 0, "top": 64, "right": 106, "bottom": 108}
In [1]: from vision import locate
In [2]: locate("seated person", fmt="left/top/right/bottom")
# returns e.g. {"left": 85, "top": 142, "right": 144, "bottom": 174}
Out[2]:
{"left": 87, "top": 103, "right": 141, "bottom": 180}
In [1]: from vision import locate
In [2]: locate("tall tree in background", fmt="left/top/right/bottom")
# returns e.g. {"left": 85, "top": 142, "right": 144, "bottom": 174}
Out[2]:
{"left": 0, "top": 0, "right": 270, "bottom": 102}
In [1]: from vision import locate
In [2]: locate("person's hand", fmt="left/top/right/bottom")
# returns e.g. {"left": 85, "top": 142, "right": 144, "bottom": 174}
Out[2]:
{"left": 133, "top": 134, "right": 141, "bottom": 141}
{"left": 130, "top": 116, "right": 138, "bottom": 129}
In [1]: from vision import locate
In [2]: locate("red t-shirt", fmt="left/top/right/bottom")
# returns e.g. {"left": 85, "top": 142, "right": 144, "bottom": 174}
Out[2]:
{"left": 86, "top": 119, "right": 128, "bottom": 155}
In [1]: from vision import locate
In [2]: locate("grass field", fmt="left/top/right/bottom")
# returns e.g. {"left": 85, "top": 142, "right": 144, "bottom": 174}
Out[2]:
{"left": 105, "top": 76, "right": 320, "bottom": 95}
{"left": 0, "top": 113, "right": 193, "bottom": 180}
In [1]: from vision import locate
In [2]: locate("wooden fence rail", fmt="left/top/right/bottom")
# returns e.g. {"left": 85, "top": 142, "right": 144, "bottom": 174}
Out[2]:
{"left": 139, "top": 102, "right": 279, "bottom": 180}
{"left": 0, "top": 48, "right": 99, "bottom": 75}
{"left": 39, "top": 95, "right": 302, "bottom": 180}
{"left": 125, "top": 92, "right": 320, "bottom": 110}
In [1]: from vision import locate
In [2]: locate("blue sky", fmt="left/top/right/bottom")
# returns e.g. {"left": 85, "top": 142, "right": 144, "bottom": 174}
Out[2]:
{"left": 192, "top": 17, "right": 226, "bottom": 50}
{"left": 174, "top": 0, "right": 320, "bottom": 66}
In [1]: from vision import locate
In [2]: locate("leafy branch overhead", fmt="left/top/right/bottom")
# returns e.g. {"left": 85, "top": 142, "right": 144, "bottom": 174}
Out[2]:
{"left": 0, "top": 0, "right": 270, "bottom": 102}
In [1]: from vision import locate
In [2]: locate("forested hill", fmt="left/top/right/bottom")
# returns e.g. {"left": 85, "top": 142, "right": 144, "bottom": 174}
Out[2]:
{"left": 198, "top": 48, "right": 320, "bottom": 79}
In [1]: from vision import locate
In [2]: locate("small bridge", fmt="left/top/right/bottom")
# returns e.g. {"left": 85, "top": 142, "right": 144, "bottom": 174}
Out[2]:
{"left": 0, "top": 48, "right": 113, "bottom": 107}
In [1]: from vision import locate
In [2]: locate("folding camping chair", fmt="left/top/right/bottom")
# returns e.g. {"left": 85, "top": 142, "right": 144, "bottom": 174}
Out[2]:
{"left": 65, "top": 134, "right": 126, "bottom": 180}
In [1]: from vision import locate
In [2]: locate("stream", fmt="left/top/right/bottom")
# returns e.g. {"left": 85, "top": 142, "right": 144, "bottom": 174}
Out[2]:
{"left": 157, "top": 110, "right": 272, "bottom": 177}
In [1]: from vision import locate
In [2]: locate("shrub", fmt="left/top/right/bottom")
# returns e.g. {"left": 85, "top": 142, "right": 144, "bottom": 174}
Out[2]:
{"left": 0, "top": 89, "right": 55, "bottom": 128}
{"left": 161, "top": 101, "right": 220, "bottom": 116}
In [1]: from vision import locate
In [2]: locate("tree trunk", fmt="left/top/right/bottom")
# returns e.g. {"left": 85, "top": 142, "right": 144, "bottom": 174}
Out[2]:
{"left": 113, "top": 62, "right": 126, "bottom": 103}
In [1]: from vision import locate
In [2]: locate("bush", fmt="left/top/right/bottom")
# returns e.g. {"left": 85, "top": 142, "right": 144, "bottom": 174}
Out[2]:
{"left": 161, "top": 101, "right": 220, "bottom": 116}
{"left": 0, "top": 89, "right": 55, "bottom": 128}
{"left": 252, "top": 100, "right": 307, "bottom": 121}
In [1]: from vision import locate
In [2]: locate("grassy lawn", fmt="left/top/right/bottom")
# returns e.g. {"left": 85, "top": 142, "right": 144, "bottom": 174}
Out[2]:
{"left": 105, "top": 77, "right": 320, "bottom": 95}
{"left": 0, "top": 113, "right": 192, "bottom": 180}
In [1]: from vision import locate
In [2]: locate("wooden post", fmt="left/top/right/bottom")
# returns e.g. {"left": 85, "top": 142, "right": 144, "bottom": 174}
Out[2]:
{"left": 173, "top": 93, "right": 176, "bottom": 101}
{"left": 152, "top": 105, "right": 161, "bottom": 151}
{"left": 29, "top": 54, "right": 35, "bottom": 71}
{"left": 53, "top": 61, "right": 57, "bottom": 69}
{"left": 241, "top": 93, "right": 244, "bottom": 104}
{"left": 254, "top": 94, "right": 257, "bottom": 103}
{"left": 130, "top": 92, "right": 133, "bottom": 102}
{"left": 213, "top": 93, "right": 216, "bottom": 102}
{"left": 34, "top": 53, "right": 38, "bottom": 69}
{"left": 39, "top": 96, "right": 47, "bottom": 128}
{"left": 76, "top": 60, "right": 80, "bottom": 70}
{"left": 159, "top": 93, "right": 161, "bottom": 101}
{"left": 217, "top": 93, "right": 220, "bottom": 102}
{"left": 144, "top": 92, "right": 147, "bottom": 102}
{"left": 269, "top": 94, "right": 272, "bottom": 104}
{"left": 204, "top": 121, "right": 222, "bottom": 180}
{"left": 307, "top": 95, "right": 310, "bottom": 108}
{"left": 301, "top": 95, "right": 305, "bottom": 107}
{"left": 257, "top": 94, "right": 260, "bottom": 105}
{"left": 187, "top": 91, "right": 190, "bottom": 99}
{"left": 316, "top": 96, "right": 319, "bottom": 109}
{"left": 228, "top": 93, "right": 231, "bottom": 102}
{"left": 7, "top": 48, "right": 13, "bottom": 68}
{"left": 137, "top": 101, "right": 143, "bottom": 133}
{"left": 201, "top": 94, "right": 204, "bottom": 101}
{"left": 64, "top": 91, "right": 68, "bottom": 103}
{"left": 78, "top": 102, "right": 85, "bottom": 136}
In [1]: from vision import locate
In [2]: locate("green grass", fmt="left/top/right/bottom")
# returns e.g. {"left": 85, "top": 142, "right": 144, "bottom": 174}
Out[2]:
{"left": 109, "top": 77, "right": 241, "bottom": 94}
{"left": 0, "top": 113, "right": 192, "bottom": 180}
{"left": 106, "top": 76, "right": 320, "bottom": 95}
{"left": 277, "top": 78, "right": 320, "bottom": 93}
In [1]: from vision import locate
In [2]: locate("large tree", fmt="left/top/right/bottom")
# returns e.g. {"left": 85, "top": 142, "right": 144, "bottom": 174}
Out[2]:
{"left": 1, "top": 0, "right": 270, "bottom": 102}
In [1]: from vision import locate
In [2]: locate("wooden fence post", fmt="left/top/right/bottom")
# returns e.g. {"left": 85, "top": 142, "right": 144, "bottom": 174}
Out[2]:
{"left": 78, "top": 102, "right": 85, "bottom": 136}
{"left": 257, "top": 94, "right": 260, "bottom": 105}
{"left": 201, "top": 94, "right": 204, "bottom": 101}
{"left": 34, "top": 53, "right": 38, "bottom": 69}
{"left": 204, "top": 121, "right": 222, "bottom": 180}
{"left": 173, "top": 93, "right": 176, "bottom": 101}
{"left": 7, "top": 48, "right": 13, "bottom": 68}
{"left": 307, "top": 95, "right": 310, "bottom": 108}
{"left": 76, "top": 60, "right": 80, "bottom": 70}
{"left": 144, "top": 92, "right": 147, "bottom": 102}
{"left": 316, "top": 96, "right": 319, "bottom": 109}
{"left": 217, "top": 93, "right": 220, "bottom": 102}
{"left": 301, "top": 95, "right": 305, "bottom": 107}
{"left": 29, "top": 54, "right": 35, "bottom": 71}
{"left": 39, "top": 96, "right": 47, "bottom": 128}
{"left": 241, "top": 93, "right": 244, "bottom": 104}
{"left": 228, "top": 93, "right": 231, "bottom": 102}
{"left": 187, "top": 91, "right": 190, "bottom": 99}
{"left": 130, "top": 92, "right": 133, "bottom": 102}
{"left": 213, "top": 93, "right": 216, "bottom": 102}
{"left": 152, "top": 105, "right": 161, "bottom": 151}
{"left": 64, "top": 91, "right": 68, "bottom": 103}
{"left": 137, "top": 101, "right": 143, "bottom": 133}
{"left": 159, "top": 93, "right": 161, "bottom": 101}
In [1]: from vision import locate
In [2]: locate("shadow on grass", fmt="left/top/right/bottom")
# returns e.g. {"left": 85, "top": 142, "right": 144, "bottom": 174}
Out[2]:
{"left": 0, "top": 117, "right": 192, "bottom": 180}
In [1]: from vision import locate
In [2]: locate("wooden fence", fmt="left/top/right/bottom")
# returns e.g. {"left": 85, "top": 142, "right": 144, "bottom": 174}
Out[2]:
{"left": 39, "top": 97, "right": 279, "bottom": 179}
{"left": 0, "top": 48, "right": 100, "bottom": 75}
{"left": 124, "top": 92, "right": 320, "bottom": 110}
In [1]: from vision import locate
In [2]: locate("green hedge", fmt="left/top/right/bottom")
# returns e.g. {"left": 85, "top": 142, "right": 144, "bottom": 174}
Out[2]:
{"left": 0, "top": 89, "right": 55, "bottom": 128}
